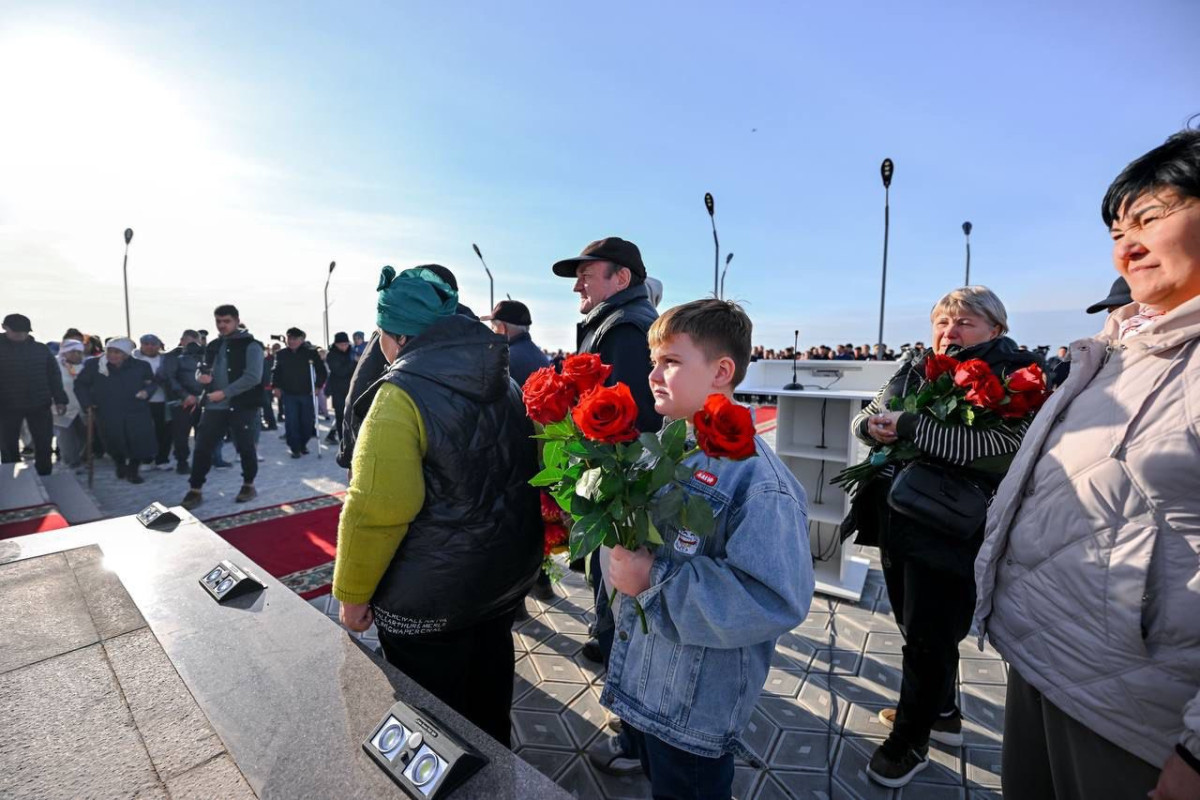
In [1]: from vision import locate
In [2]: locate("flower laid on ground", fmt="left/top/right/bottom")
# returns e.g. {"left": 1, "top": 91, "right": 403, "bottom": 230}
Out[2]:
{"left": 522, "top": 355, "right": 757, "bottom": 631}
{"left": 832, "top": 355, "right": 1048, "bottom": 497}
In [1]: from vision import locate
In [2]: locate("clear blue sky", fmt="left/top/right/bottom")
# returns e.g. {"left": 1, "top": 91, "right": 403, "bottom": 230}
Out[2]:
{"left": 2, "top": 0, "right": 1197, "bottom": 352}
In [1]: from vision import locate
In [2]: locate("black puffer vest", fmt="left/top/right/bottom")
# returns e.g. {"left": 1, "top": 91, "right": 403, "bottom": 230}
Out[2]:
{"left": 576, "top": 284, "right": 658, "bottom": 354}
{"left": 204, "top": 334, "right": 261, "bottom": 410}
{"left": 365, "top": 314, "right": 541, "bottom": 636}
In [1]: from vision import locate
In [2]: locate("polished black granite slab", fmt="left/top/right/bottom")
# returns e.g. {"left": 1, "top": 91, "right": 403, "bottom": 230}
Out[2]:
{"left": 0, "top": 512, "right": 568, "bottom": 799}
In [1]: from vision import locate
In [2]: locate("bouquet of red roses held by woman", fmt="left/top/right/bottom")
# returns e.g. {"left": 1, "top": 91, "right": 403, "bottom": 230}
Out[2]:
{"left": 832, "top": 354, "right": 1049, "bottom": 497}
{"left": 522, "top": 353, "right": 758, "bottom": 632}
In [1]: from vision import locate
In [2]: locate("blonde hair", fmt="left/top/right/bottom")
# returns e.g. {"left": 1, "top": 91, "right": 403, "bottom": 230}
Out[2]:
{"left": 930, "top": 286, "right": 1009, "bottom": 335}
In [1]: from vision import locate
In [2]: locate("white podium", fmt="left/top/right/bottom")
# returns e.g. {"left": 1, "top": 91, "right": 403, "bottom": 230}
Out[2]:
{"left": 742, "top": 360, "right": 898, "bottom": 602}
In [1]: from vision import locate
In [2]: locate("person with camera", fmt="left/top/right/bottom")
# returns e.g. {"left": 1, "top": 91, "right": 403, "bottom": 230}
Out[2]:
{"left": 180, "top": 305, "right": 263, "bottom": 510}
{"left": 272, "top": 327, "right": 327, "bottom": 458}
{"left": 840, "top": 287, "right": 1040, "bottom": 788}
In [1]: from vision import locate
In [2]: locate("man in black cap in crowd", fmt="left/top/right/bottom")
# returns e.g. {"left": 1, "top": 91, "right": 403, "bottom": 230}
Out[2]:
{"left": 552, "top": 237, "right": 661, "bottom": 777}
{"left": 1043, "top": 275, "right": 1136, "bottom": 388}
{"left": 482, "top": 299, "right": 557, "bottom": 608}
{"left": 273, "top": 327, "right": 327, "bottom": 458}
{"left": 481, "top": 300, "right": 549, "bottom": 388}
{"left": 0, "top": 313, "right": 68, "bottom": 475}
{"left": 323, "top": 332, "right": 355, "bottom": 444}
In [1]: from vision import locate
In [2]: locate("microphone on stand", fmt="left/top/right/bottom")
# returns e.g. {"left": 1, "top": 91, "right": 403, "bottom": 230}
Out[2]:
{"left": 783, "top": 330, "right": 804, "bottom": 390}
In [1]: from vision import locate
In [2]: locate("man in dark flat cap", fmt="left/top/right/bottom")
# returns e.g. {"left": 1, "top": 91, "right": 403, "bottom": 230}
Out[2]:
{"left": 0, "top": 313, "right": 67, "bottom": 475}
{"left": 272, "top": 327, "right": 327, "bottom": 458}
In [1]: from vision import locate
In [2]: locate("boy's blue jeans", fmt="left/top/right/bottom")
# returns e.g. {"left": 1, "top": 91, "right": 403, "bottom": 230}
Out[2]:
{"left": 626, "top": 724, "right": 734, "bottom": 800}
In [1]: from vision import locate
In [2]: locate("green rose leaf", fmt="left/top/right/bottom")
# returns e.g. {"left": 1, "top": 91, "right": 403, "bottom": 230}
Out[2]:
{"left": 683, "top": 493, "right": 716, "bottom": 536}
{"left": 674, "top": 463, "right": 694, "bottom": 483}
{"left": 569, "top": 511, "right": 613, "bottom": 562}
{"left": 638, "top": 431, "right": 665, "bottom": 458}
{"left": 654, "top": 484, "right": 685, "bottom": 521}
{"left": 903, "top": 394, "right": 919, "bottom": 413}
{"left": 530, "top": 466, "right": 564, "bottom": 487}
{"left": 543, "top": 440, "right": 565, "bottom": 471}
{"left": 660, "top": 419, "right": 688, "bottom": 460}
{"left": 648, "top": 458, "right": 676, "bottom": 493}
{"left": 646, "top": 519, "right": 664, "bottom": 546}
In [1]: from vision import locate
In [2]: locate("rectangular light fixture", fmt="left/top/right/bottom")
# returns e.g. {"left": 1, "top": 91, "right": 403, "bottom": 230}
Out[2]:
{"left": 199, "top": 560, "right": 266, "bottom": 604}
{"left": 136, "top": 502, "right": 182, "bottom": 531}
{"left": 363, "top": 700, "right": 486, "bottom": 797}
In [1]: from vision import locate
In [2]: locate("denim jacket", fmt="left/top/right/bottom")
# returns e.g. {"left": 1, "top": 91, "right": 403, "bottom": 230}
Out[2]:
{"left": 599, "top": 434, "right": 814, "bottom": 758}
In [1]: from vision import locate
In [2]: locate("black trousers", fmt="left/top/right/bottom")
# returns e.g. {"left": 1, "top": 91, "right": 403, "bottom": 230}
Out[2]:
{"left": 1002, "top": 668, "right": 1159, "bottom": 798}
{"left": 171, "top": 404, "right": 199, "bottom": 465}
{"left": 882, "top": 548, "right": 974, "bottom": 749}
{"left": 328, "top": 384, "right": 348, "bottom": 439}
{"left": 260, "top": 389, "right": 277, "bottom": 428}
{"left": 147, "top": 403, "right": 172, "bottom": 464}
{"left": 0, "top": 406, "right": 54, "bottom": 476}
{"left": 189, "top": 407, "right": 259, "bottom": 489}
{"left": 378, "top": 610, "right": 516, "bottom": 747}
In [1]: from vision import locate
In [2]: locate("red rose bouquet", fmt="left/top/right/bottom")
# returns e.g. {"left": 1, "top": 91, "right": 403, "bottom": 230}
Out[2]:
{"left": 522, "top": 355, "right": 757, "bottom": 632}
{"left": 832, "top": 355, "right": 1048, "bottom": 496}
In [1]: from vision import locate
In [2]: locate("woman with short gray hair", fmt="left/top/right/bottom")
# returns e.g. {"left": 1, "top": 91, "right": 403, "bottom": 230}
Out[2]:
{"left": 840, "top": 285, "right": 1042, "bottom": 788}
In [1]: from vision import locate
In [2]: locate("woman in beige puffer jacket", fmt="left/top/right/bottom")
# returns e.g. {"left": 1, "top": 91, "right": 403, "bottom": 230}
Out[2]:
{"left": 975, "top": 129, "right": 1200, "bottom": 799}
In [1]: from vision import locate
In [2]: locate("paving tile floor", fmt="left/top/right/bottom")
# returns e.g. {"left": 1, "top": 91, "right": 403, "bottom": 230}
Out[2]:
{"left": 311, "top": 555, "right": 1008, "bottom": 800}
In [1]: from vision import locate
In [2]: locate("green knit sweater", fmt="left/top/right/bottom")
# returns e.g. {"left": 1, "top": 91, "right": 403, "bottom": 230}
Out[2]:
{"left": 332, "top": 383, "right": 427, "bottom": 605}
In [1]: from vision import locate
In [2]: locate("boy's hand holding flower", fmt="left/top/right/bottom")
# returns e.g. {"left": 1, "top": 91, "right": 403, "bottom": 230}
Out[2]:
{"left": 609, "top": 544, "right": 654, "bottom": 597}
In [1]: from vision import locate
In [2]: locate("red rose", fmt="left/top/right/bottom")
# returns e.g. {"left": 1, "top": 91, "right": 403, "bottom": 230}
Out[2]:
{"left": 964, "top": 374, "right": 1006, "bottom": 409}
{"left": 953, "top": 358, "right": 994, "bottom": 389}
{"left": 572, "top": 383, "right": 639, "bottom": 443}
{"left": 693, "top": 394, "right": 757, "bottom": 460}
{"left": 544, "top": 522, "right": 569, "bottom": 556}
{"left": 1007, "top": 364, "right": 1045, "bottom": 393}
{"left": 540, "top": 491, "right": 563, "bottom": 523}
{"left": 561, "top": 353, "right": 613, "bottom": 395}
{"left": 924, "top": 353, "right": 960, "bottom": 382}
{"left": 997, "top": 391, "right": 1034, "bottom": 419}
{"left": 522, "top": 367, "right": 576, "bottom": 425}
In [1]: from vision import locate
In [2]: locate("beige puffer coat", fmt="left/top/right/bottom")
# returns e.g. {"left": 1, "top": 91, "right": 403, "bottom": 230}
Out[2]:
{"left": 975, "top": 295, "right": 1200, "bottom": 769}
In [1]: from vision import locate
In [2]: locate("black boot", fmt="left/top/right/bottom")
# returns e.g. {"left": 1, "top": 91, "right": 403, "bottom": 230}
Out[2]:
{"left": 127, "top": 463, "right": 145, "bottom": 485}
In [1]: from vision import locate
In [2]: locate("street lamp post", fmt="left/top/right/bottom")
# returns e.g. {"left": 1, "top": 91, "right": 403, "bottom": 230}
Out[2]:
{"left": 122, "top": 228, "right": 133, "bottom": 338}
{"left": 719, "top": 252, "right": 734, "bottom": 300}
{"left": 472, "top": 243, "right": 494, "bottom": 311}
{"left": 705, "top": 193, "right": 719, "bottom": 297}
{"left": 876, "top": 159, "right": 894, "bottom": 353}
{"left": 324, "top": 261, "right": 336, "bottom": 347}
{"left": 962, "top": 221, "right": 973, "bottom": 285}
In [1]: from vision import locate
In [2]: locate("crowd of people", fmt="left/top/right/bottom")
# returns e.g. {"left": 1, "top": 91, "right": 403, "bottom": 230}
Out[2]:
{"left": 2, "top": 128, "right": 1198, "bottom": 799}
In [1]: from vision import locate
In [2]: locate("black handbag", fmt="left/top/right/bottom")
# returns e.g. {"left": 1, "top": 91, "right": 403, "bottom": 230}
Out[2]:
{"left": 887, "top": 461, "right": 990, "bottom": 540}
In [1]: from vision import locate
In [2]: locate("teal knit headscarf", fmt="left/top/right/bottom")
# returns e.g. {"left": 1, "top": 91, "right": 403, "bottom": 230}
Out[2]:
{"left": 375, "top": 265, "right": 459, "bottom": 336}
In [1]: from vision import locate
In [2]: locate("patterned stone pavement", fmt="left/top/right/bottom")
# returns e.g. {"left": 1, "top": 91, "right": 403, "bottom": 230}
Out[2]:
{"left": 310, "top": 554, "right": 1008, "bottom": 800}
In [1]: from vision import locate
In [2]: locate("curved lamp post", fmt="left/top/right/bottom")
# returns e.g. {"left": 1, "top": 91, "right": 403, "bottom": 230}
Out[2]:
{"left": 962, "top": 221, "right": 973, "bottom": 285}
{"left": 472, "top": 243, "right": 494, "bottom": 311}
{"left": 719, "top": 252, "right": 734, "bottom": 300}
{"left": 876, "top": 159, "right": 894, "bottom": 352}
{"left": 324, "top": 261, "right": 336, "bottom": 347}
{"left": 705, "top": 193, "right": 719, "bottom": 297}
{"left": 122, "top": 228, "right": 134, "bottom": 338}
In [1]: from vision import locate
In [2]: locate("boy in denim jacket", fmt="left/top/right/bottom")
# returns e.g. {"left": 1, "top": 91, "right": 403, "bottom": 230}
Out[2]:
{"left": 603, "top": 299, "right": 814, "bottom": 799}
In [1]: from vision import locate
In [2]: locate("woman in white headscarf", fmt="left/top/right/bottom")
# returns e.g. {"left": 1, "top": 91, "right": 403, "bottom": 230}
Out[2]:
{"left": 53, "top": 339, "right": 87, "bottom": 468}
{"left": 73, "top": 338, "right": 156, "bottom": 483}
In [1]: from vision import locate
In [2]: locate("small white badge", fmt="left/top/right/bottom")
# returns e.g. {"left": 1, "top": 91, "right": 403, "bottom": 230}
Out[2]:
{"left": 674, "top": 530, "right": 700, "bottom": 555}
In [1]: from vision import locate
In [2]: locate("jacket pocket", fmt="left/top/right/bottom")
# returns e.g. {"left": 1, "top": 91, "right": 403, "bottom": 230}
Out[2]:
{"left": 1104, "top": 522, "right": 1156, "bottom": 659}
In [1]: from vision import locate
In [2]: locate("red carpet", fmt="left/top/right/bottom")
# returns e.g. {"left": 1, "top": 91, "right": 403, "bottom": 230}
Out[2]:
{"left": 756, "top": 405, "right": 777, "bottom": 434}
{"left": 0, "top": 504, "right": 71, "bottom": 541}
{"left": 205, "top": 495, "right": 344, "bottom": 599}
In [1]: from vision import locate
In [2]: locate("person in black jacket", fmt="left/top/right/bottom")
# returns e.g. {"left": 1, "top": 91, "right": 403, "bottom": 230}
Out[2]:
{"left": 323, "top": 332, "right": 355, "bottom": 444}
{"left": 336, "top": 264, "right": 477, "bottom": 470}
{"left": 550, "top": 237, "right": 662, "bottom": 774}
{"left": 480, "top": 300, "right": 549, "bottom": 388}
{"left": 272, "top": 327, "right": 328, "bottom": 458}
{"left": 73, "top": 338, "right": 157, "bottom": 484}
{"left": 0, "top": 313, "right": 69, "bottom": 475}
{"left": 162, "top": 330, "right": 206, "bottom": 474}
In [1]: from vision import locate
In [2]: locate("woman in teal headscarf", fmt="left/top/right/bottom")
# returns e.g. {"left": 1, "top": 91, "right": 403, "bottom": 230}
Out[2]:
{"left": 333, "top": 265, "right": 541, "bottom": 746}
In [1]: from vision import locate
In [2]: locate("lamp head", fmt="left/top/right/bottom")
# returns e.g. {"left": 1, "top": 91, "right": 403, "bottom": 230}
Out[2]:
{"left": 962, "top": 221, "right": 972, "bottom": 236}
{"left": 725, "top": 252, "right": 734, "bottom": 265}
{"left": 124, "top": 228, "right": 134, "bottom": 245}
{"left": 880, "top": 159, "right": 894, "bottom": 188}
{"left": 472, "top": 243, "right": 482, "bottom": 259}
{"left": 704, "top": 192, "right": 714, "bottom": 217}
{"left": 329, "top": 261, "right": 336, "bottom": 273}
